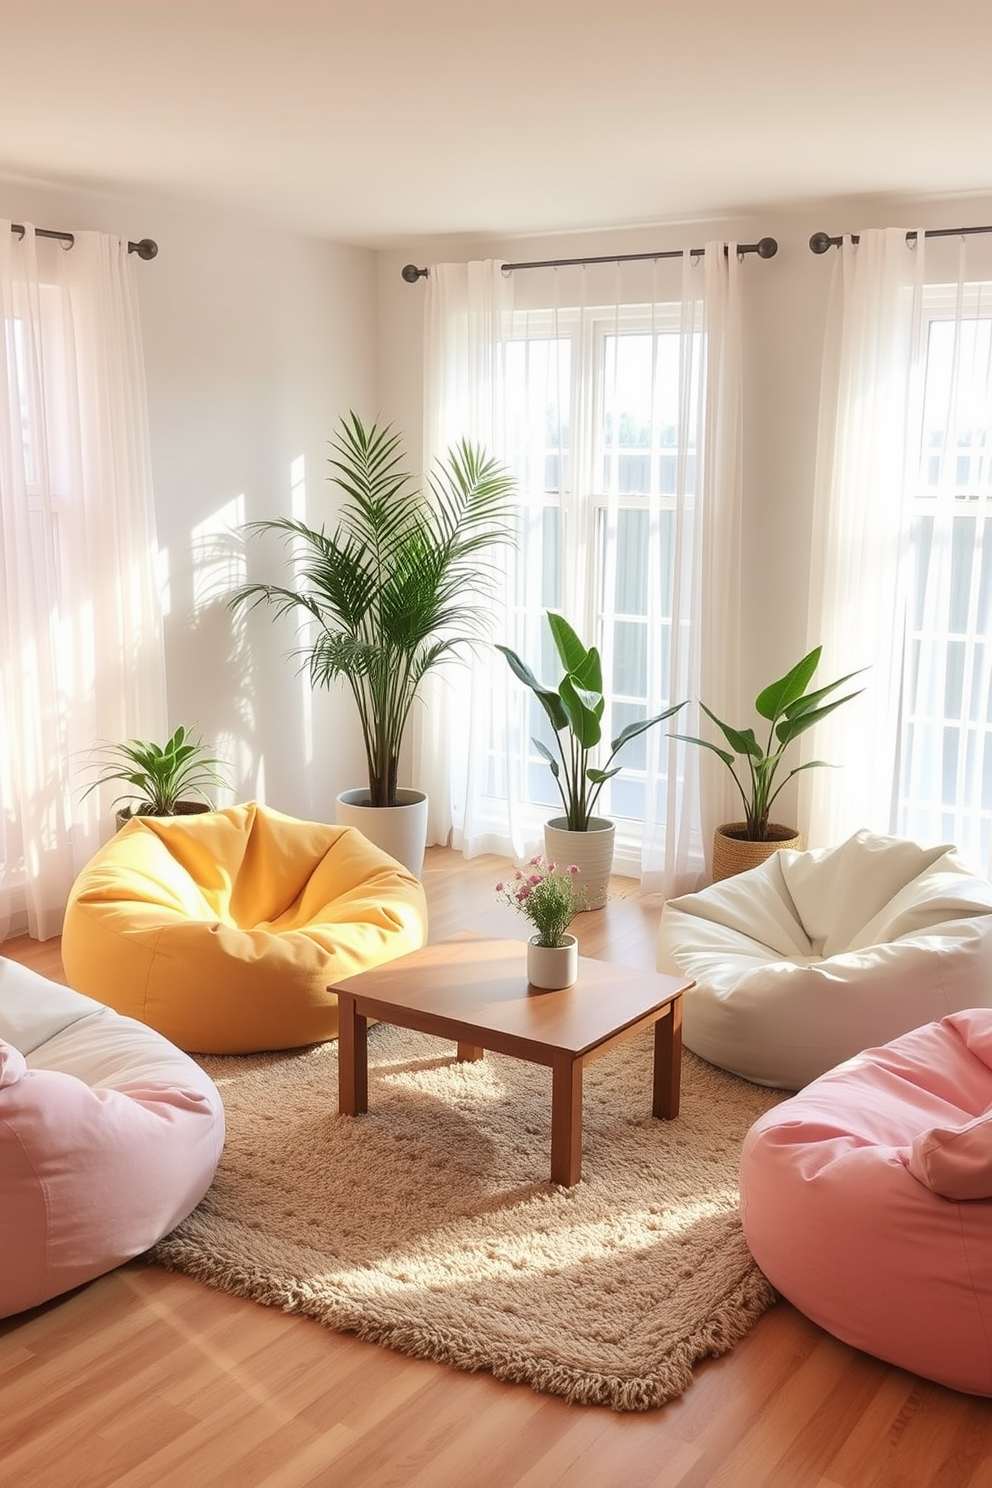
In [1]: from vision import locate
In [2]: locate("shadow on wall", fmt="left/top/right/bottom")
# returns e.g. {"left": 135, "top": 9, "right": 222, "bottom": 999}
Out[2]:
{"left": 162, "top": 505, "right": 275, "bottom": 812}
{"left": 167, "top": 498, "right": 365, "bottom": 824}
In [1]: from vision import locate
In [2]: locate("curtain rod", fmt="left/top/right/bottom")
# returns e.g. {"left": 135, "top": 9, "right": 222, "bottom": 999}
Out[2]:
{"left": 810, "top": 225, "right": 992, "bottom": 254}
{"left": 401, "top": 236, "right": 778, "bottom": 283}
{"left": 9, "top": 223, "right": 159, "bottom": 259}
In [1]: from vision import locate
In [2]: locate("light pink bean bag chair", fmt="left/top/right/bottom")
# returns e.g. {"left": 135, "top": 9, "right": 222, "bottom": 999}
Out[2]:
{"left": 739, "top": 1010, "right": 992, "bottom": 1395}
{"left": 0, "top": 955, "right": 225, "bottom": 1318}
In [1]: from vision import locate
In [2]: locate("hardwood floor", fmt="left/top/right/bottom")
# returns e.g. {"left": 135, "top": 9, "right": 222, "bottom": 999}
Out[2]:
{"left": 2, "top": 846, "right": 991, "bottom": 1486}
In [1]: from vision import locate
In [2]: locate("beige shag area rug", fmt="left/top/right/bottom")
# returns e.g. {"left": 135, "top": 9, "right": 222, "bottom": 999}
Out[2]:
{"left": 150, "top": 1025, "right": 785, "bottom": 1412}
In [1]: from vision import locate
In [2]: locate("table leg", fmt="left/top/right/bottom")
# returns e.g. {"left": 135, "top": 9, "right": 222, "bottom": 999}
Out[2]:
{"left": 338, "top": 992, "right": 368, "bottom": 1115}
{"left": 551, "top": 1054, "right": 584, "bottom": 1186}
{"left": 456, "top": 1042, "right": 484, "bottom": 1062}
{"left": 652, "top": 994, "right": 683, "bottom": 1119}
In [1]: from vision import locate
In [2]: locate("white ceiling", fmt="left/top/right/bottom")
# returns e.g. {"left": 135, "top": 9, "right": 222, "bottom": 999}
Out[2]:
{"left": 2, "top": 0, "right": 991, "bottom": 248}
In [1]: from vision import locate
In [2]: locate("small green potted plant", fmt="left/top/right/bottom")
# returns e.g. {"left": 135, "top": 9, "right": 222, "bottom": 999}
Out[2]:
{"left": 496, "top": 611, "right": 685, "bottom": 907}
{"left": 80, "top": 725, "right": 231, "bottom": 831}
{"left": 495, "top": 855, "right": 587, "bottom": 988}
{"left": 670, "top": 645, "right": 865, "bottom": 879}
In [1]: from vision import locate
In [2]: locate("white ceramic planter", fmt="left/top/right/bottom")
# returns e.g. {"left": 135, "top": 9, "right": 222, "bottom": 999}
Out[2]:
{"left": 544, "top": 816, "right": 616, "bottom": 911}
{"left": 527, "top": 933, "right": 579, "bottom": 990}
{"left": 335, "top": 788, "right": 429, "bottom": 878}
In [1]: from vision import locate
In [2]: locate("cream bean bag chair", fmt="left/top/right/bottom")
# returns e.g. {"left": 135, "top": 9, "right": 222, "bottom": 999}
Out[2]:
{"left": 0, "top": 956, "right": 224, "bottom": 1318}
{"left": 656, "top": 829, "right": 992, "bottom": 1088}
{"left": 739, "top": 1010, "right": 992, "bottom": 1395}
{"left": 61, "top": 800, "right": 428, "bottom": 1053}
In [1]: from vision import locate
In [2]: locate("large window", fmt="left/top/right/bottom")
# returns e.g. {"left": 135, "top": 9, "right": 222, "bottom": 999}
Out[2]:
{"left": 493, "top": 300, "right": 700, "bottom": 849}
{"left": 421, "top": 252, "right": 740, "bottom": 892}
{"left": 899, "top": 283, "right": 992, "bottom": 866}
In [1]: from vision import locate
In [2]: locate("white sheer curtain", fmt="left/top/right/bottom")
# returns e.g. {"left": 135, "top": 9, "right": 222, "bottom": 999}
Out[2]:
{"left": 415, "top": 261, "right": 513, "bottom": 851}
{"left": 419, "top": 247, "right": 743, "bottom": 896}
{"left": 0, "top": 223, "right": 166, "bottom": 940}
{"left": 803, "top": 226, "right": 992, "bottom": 871}
{"left": 801, "top": 228, "right": 924, "bottom": 846}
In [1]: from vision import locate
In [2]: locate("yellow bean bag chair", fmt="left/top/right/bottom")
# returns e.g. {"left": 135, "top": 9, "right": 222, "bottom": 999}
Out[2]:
{"left": 61, "top": 801, "right": 428, "bottom": 1053}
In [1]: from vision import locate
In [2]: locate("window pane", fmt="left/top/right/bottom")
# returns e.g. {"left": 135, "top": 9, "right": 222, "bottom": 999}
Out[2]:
{"left": 504, "top": 336, "right": 571, "bottom": 497}
{"left": 611, "top": 621, "right": 647, "bottom": 698}
{"left": 614, "top": 510, "right": 648, "bottom": 614}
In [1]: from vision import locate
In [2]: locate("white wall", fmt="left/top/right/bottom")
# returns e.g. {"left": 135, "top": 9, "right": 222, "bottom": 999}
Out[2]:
{"left": 0, "top": 177, "right": 377, "bottom": 822}
{"left": 376, "top": 192, "right": 992, "bottom": 720}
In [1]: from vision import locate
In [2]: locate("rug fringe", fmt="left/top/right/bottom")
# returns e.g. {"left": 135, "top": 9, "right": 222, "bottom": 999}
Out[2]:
{"left": 149, "top": 1231, "right": 778, "bottom": 1413}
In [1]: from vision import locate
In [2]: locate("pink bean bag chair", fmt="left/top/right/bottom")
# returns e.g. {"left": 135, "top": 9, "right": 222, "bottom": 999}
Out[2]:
{"left": 0, "top": 955, "right": 225, "bottom": 1318}
{"left": 739, "top": 1009, "right": 992, "bottom": 1395}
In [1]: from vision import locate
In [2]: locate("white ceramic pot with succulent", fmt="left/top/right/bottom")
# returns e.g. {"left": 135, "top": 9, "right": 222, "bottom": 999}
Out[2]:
{"left": 497, "top": 613, "right": 685, "bottom": 909}
{"left": 230, "top": 413, "right": 516, "bottom": 879}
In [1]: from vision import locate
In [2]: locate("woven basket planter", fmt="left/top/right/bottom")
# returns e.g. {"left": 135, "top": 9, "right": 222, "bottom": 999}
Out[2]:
{"left": 712, "top": 823, "right": 802, "bottom": 883}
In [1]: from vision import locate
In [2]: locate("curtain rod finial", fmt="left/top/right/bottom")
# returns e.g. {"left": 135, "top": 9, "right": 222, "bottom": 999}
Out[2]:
{"left": 756, "top": 236, "right": 778, "bottom": 259}
{"left": 129, "top": 238, "right": 158, "bottom": 260}
{"left": 809, "top": 232, "right": 835, "bottom": 255}
{"left": 401, "top": 263, "right": 427, "bottom": 283}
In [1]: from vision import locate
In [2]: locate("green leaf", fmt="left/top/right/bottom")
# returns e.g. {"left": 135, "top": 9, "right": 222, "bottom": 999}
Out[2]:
{"left": 754, "top": 647, "right": 822, "bottom": 721}
{"left": 546, "top": 612, "right": 592, "bottom": 676}
{"left": 782, "top": 668, "right": 868, "bottom": 721}
{"left": 668, "top": 732, "right": 738, "bottom": 769}
{"left": 533, "top": 739, "right": 561, "bottom": 778}
{"left": 559, "top": 674, "right": 603, "bottom": 749}
{"left": 494, "top": 645, "right": 569, "bottom": 733}
{"left": 776, "top": 689, "right": 865, "bottom": 746}
{"left": 699, "top": 704, "right": 762, "bottom": 759}
{"left": 609, "top": 700, "right": 686, "bottom": 755}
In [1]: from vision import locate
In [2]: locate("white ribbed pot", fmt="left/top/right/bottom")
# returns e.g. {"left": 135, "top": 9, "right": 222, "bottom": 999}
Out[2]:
{"left": 527, "top": 933, "right": 579, "bottom": 990}
{"left": 335, "top": 788, "right": 429, "bottom": 878}
{"left": 544, "top": 816, "right": 616, "bottom": 911}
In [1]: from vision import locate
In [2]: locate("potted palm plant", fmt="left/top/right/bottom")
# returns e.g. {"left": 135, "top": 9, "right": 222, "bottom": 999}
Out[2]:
{"left": 496, "top": 612, "right": 686, "bottom": 907}
{"left": 80, "top": 725, "right": 230, "bottom": 831}
{"left": 229, "top": 412, "right": 516, "bottom": 877}
{"left": 670, "top": 645, "right": 865, "bottom": 880}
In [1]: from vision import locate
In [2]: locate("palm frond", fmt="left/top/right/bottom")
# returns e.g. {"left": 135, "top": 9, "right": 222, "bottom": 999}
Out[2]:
{"left": 229, "top": 413, "right": 517, "bottom": 806}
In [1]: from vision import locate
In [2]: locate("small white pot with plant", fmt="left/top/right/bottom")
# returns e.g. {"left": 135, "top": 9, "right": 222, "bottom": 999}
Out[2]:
{"left": 496, "top": 854, "right": 588, "bottom": 989}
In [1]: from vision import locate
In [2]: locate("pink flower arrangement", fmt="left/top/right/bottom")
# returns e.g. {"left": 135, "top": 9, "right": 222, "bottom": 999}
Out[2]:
{"left": 495, "top": 855, "right": 587, "bottom": 948}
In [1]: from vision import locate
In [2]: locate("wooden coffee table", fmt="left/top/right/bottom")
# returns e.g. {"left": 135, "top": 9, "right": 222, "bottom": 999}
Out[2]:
{"left": 330, "top": 932, "right": 689, "bottom": 1187}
